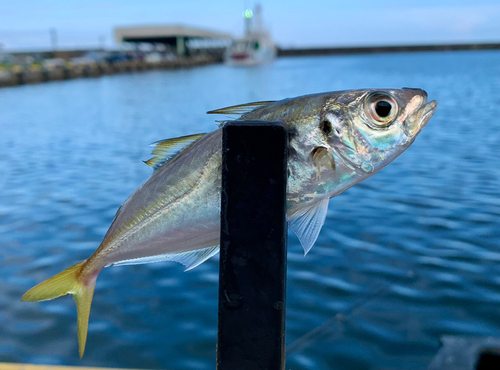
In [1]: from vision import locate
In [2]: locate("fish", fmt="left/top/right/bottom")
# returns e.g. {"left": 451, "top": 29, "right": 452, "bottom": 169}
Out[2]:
{"left": 22, "top": 88, "right": 437, "bottom": 358}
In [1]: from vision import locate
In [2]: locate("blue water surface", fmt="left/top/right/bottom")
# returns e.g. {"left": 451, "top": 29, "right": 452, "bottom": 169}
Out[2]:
{"left": 1, "top": 50, "right": 500, "bottom": 370}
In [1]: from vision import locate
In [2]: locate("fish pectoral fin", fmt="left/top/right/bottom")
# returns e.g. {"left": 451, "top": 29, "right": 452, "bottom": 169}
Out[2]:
{"left": 21, "top": 261, "right": 96, "bottom": 359}
{"left": 144, "top": 133, "right": 206, "bottom": 171}
{"left": 288, "top": 197, "right": 330, "bottom": 255}
{"left": 207, "top": 101, "right": 276, "bottom": 116}
{"left": 111, "top": 245, "right": 220, "bottom": 271}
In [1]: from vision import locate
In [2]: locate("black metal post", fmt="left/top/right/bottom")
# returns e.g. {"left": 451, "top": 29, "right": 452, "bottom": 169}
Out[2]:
{"left": 217, "top": 121, "right": 288, "bottom": 370}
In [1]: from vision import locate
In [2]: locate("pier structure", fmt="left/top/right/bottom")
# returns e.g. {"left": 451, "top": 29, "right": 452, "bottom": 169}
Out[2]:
{"left": 218, "top": 121, "right": 288, "bottom": 370}
{"left": 0, "top": 55, "right": 217, "bottom": 88}
{"left": 114, "top": 24, "right": 231, "bottom": 57}
{"left": 2, "top": 40, "right": 500, "bottom": 89}
{"left": 277, "top": 42, "right": 500, "bottom": 57}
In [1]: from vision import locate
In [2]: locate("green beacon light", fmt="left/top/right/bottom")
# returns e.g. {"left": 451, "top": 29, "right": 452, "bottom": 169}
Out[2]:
{"left": 243, "top": 9, "right": 253, "bottom": 19}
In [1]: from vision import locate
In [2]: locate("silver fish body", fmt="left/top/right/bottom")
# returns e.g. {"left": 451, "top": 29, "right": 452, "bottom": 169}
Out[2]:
{"left": 22, "top": 88, "right": 437, "bottom": 357}
{"left": 89, "top": 130, "right": 223, "bottom": 271}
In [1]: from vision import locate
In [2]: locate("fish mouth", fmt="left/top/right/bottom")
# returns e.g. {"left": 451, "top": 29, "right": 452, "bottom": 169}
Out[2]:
{"left": 402, "top": 90, "right": 438, "bottom": 137}
{"left": 417, "top": 99, "right": 438, "bottom": 132}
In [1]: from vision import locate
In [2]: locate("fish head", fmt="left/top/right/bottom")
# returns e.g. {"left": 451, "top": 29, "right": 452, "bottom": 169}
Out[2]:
{"left": 210, "top": 88, "right": 437, "bottom": 207}
{"left": 319, "top": 88, "right": 437, "bottom": 176}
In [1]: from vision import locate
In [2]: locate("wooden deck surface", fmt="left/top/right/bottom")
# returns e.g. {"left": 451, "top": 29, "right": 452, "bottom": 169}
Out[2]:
{"left": 0, "top": 364, "right": 140, "bottom": 370}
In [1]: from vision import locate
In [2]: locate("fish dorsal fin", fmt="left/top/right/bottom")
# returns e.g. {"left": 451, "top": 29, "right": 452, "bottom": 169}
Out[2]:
{"left": 288, "top": 197, "right": 330, "bottom": 255}
{"left": 111, "top": 245, "right": 220, "bottom": 271}
{"left": 144, "top": 133, "right": 205, "bottom": 171}
{"left": 207, "top": 101, "right": 276, "bottom": 116}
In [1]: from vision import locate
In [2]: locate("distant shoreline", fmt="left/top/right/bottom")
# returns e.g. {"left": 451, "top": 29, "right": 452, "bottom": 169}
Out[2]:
{"left": 277, "top": 42, "right": 500, "bottom": 57}
{"left": 1, "top": 43, "right": 498, "bottom": 88}
{"left": 0, "top": 55, "right": 219, "bottom": 88}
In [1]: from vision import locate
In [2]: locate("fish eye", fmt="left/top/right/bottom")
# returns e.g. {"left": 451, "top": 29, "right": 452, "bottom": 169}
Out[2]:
{"left": 375, "top": 101, "right": 392, "bottom": 117}
{"left": 319, "top": 119, "right": 333, "bottom": 136}
{"left": 365, "top": 93, "right": 398, "bottom": 127}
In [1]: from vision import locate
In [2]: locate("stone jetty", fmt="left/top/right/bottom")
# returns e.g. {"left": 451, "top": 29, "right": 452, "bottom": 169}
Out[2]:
{"left": 0, "top": 55, "right": 219, "bottom": 88}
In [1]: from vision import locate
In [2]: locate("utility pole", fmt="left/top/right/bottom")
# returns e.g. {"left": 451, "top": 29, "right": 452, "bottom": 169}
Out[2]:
{"left": 98, "top": 35, "right": 106, "bottom": 50}
{"left": 50, "top": 28, "right": 58, "bottom": 52}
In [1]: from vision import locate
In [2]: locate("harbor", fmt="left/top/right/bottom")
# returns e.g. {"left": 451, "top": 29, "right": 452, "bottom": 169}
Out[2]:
{"left": 2, "top": 41, "right": 500, "bottom": 88}
{"left": 2, "top": 2, "right": 500, "bottom": 370}
{"left": 0, "top": 25, "right": 230, "bottom": 88}
{"left": 0, "top": 55, "right": 219, "bottom": 88}
{"left": 2, "top": 8, "right": 500, "bottom": 89}
{"left": 2, "top": 48, "right": 500, "bottom": 370}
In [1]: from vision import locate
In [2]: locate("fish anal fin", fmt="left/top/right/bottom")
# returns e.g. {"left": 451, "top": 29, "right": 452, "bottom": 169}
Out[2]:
{"left": 145, "top": 133, "right": 205, "bottom": 171}
{"left": 207, "top": 101, "right": 276, "bottom": 116}
{"left": 112, "top": 245, "right": 220, "bottom": 271}
{"left": 288, "top": 197, "right": 330, "bottom": 255}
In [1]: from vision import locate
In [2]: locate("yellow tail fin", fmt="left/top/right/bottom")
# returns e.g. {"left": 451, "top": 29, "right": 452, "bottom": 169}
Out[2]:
{"left": 21, "top": 261, "right": 96, "bottom": 358}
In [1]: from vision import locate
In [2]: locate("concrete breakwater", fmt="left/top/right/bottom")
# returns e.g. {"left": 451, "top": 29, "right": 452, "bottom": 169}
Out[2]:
{"left": 277, "top": 42, "right": 500, "bottom": 57}
{"left": 0, "top": 55, "right": 220, "bottom": 88}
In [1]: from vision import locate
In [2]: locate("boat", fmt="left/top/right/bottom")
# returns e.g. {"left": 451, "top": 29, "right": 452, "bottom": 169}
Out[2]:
{"left": 224, "top": 5, "right": 277, "bottom": 66}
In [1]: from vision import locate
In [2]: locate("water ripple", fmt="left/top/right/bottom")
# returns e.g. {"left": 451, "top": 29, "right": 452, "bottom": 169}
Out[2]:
{"left": 1, "top": 51, "right": 500, "bottom": 370}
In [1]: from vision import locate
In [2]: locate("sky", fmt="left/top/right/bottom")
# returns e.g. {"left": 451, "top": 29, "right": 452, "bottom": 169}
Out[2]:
{"left": 0, "top": 0, "right": 500, "bottom": 51}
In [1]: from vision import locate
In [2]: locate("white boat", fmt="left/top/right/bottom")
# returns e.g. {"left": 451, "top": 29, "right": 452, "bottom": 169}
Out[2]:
{"left": 224, "top": 5, "right": 277, "bottom": 66}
